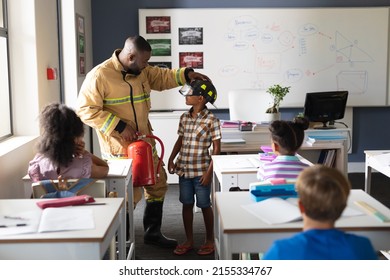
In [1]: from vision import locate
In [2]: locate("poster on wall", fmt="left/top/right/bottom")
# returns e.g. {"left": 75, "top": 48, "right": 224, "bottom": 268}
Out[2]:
{"left": 76, "top": 14, "right": 85, "bottom": 76}
{"left": 179, "top": 52, "right": 204, "bottom": 69}
{"left": 146, "top": 16, "right": 171, "bottom": 34}
{"left": 147, "top": 39, "right": 171, "bottom": 56}
{"left": 178, "top": 27, "right": 203, "bottom": 45}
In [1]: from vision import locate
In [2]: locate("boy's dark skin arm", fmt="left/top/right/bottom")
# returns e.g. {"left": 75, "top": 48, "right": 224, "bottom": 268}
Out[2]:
{"left": 168, "top": 136, "right": 183, "bottom": 174}
{"left": 200, "top": 138, "right": 221, "bottom": 186}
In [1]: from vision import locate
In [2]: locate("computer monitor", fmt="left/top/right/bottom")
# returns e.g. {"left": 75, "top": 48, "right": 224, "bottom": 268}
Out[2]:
{"left": 303, "top": 91, "right": 348, "bottom": 129}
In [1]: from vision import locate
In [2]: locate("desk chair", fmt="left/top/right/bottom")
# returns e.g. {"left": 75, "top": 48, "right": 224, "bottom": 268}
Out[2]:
{"left": 31, "top": 179, "right": 106, "bottom": 199}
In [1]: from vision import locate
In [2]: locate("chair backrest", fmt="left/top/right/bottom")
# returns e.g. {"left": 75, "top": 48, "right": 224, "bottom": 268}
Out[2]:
{"left": 31, "top": 179, "right": 106, "bottom": 198}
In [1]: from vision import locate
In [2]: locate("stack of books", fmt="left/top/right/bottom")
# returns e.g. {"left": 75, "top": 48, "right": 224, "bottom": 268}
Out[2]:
{"left": 220, "top": 120, "right": 240, "bottom": 130}
{"left": 318, "top": 149, "right": 337, "bottom": 167}
{"left": 253, "top": 122, "right": 270, "bottom": 131}
{"left": 221, "top": 120, "right": 270, "bottom": 131}
{"left": 305, "top": 135, "right": 346, "bottom": 146}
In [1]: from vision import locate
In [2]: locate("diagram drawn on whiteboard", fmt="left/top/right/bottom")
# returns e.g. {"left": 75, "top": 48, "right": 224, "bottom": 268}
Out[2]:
{"left": 220, "top": 14, "right": 378, "bottom": 98}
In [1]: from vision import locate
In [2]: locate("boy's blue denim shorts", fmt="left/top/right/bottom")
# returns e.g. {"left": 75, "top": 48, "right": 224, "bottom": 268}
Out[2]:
{"left": 178, "top": 176, "right": 211, "bottom": 208}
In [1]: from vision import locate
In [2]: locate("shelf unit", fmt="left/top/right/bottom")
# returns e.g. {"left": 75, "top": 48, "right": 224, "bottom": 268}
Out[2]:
{"left": 221, "top": 127, "right": 349, "bottom": 175}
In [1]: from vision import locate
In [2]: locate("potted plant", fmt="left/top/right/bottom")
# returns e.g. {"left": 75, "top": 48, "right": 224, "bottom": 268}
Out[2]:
{"left": 265, "top": 84, "right": 291, "bottom": 121}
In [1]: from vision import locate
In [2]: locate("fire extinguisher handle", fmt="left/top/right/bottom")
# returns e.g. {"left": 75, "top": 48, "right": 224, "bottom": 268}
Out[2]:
{"left": 142, "top": 134, "right": 164, "bottom": 182}
{"left": 135, "top": 132, "right": 145, "bottom": 139}
{"left": 152, "top": 136, "right": 164, "bottom": 180}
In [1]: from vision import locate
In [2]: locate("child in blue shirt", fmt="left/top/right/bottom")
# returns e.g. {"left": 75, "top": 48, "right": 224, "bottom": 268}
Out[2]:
{"left": 262, "top": 165, "right": 378, "bottom": 260}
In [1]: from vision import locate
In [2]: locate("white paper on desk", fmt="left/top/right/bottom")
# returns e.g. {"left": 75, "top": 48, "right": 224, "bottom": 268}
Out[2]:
{"left": 341, "top": 206, "right": 364, "bottom": 217}
{"left": 371, "top": 153, "right": 390, "bottom": 166}
{"left": 242, "top": 197, "right": 364, "bottom": 225}
{"left": 247, "top": 157, "right": 262, "bottom": 168}
{"left": 37, "top": 208, "right": 95, "bottom": 233}
{"left": 108, "top": 161, "right": 125, "bottom": 176}
{"left": 217, "top": 158, "right": 259, "bottom": 169}
{"left": 0, "top": 211, "right": 40, "bottom": 235}
{"left": 241, "top": 197, "right": 302, "bottom": 224}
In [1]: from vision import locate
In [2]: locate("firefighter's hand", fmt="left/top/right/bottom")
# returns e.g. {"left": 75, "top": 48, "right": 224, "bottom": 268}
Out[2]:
{"left": 121, "top": 125, "right": 137, "bottom": 142}
{"left": 188, "top": 70, "right": 210, "bottom": 82}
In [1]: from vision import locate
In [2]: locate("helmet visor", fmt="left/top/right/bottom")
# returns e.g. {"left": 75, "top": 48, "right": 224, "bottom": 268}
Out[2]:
{"left": 179, "top": 84, "right": 195, "bottom": 96}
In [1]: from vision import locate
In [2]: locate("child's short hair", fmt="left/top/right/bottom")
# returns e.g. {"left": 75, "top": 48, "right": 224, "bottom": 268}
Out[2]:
{"left": 296, "top": 165, "right": 350, "bottom": 222}
{"left": 269, "top": 117, "right": 309, "bottom": 154}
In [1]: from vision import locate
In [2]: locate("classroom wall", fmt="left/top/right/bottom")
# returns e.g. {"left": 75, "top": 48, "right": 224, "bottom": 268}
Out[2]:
{"left": 91, "top": 0, "right": 390, "bottom": 165}
{"left": 0, "top": 0, "right": 93, "bottom": 199}
{"left": 61, "top": 0, "right": 93, "bottom": 109}
{"left": 0, "top": 0, "right": 61, "bottom": 199}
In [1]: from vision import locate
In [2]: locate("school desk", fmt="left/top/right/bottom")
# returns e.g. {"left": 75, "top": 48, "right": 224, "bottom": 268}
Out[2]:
{"left": 214, "top": 189, "right": 390, "bottom": 260}
{"left": 22, "top": 159, "right": 135, "bottom": 260}
{"left": 364, "top": 150, "right": 390, "bottom": 195}
{"left": 0, "top": 198, "right": 125, "bottom": 260}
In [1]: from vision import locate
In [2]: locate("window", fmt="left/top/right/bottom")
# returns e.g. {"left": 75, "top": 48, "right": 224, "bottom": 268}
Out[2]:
{"left": 0, "top": 0, "right": 12, "bottom": 140}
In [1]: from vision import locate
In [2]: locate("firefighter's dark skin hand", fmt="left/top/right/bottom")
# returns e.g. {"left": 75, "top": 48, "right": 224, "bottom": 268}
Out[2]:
{"left": 121, "top": 125, "right": 137, "bottom": 142}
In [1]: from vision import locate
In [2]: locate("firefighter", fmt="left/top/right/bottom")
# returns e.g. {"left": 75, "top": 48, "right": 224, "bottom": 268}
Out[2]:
{"left": 77, "top": 35, "right": 209, "bottom": 248}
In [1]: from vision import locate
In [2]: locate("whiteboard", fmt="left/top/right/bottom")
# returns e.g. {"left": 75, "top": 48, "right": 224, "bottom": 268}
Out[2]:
{"left": 139, "top": 8, "right": 389, "bottom": 109}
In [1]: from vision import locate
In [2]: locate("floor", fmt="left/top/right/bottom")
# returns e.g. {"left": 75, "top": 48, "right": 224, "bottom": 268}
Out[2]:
{"left": 132, "top": 172, "right": 390, "bottom": 260}
{"left": 133, "top": 184, "right": 214, "bottom": 260}
{"left": 348, "top": 172, "right": 390, "bottom": 208}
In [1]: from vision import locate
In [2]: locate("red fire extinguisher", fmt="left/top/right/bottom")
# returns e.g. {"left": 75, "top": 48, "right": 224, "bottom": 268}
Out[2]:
{"left": 127, "top": 134, "right": 164, "bottom": 187}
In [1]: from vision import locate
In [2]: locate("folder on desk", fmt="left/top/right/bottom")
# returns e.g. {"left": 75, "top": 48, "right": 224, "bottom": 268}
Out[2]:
{"left": 260, "top": 145, "right": 273, "bottom": 153}
{"left": 249, "top": 183, "right": 297, "bottom": 202}
{"left": 259, "top": 153, "right": 277, "bottom": 162}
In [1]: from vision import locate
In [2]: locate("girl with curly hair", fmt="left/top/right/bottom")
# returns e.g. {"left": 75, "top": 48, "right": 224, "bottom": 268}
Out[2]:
{"left": 28, "top": 103, "right": 108, "bottom": 182}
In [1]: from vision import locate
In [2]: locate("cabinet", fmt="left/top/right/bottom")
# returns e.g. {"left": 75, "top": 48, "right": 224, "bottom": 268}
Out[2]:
{"left": 149, "top": 112, "right": 184, "bottom": 184}
{"left": 298, "top": 142, "right": 346, "bottom": 175}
